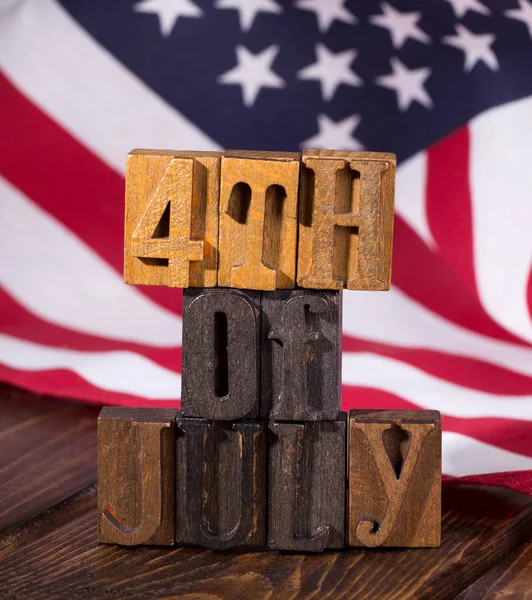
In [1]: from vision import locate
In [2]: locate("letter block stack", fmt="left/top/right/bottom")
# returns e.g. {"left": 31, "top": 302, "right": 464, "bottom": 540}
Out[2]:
{"left": 98, "top": 149, "right": 442, "bottom": 552}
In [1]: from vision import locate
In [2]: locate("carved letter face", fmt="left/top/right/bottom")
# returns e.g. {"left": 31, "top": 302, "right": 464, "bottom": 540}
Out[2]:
{"left": 175, "top": 419, "right": 266, "bottom": 550}
{"left": 268, "top": 419, "right": 346, "bottom": 552}
{"left": 218, "top": 151, "right": 300, "bottom": 291}
{"left": 261, "top": 289, "right": 342, "bottom": 421}
{"left": 297, "top": 149, "right": 395, "bottom": 291}
{"left": 97, "top": 408, "right": 176, "bottom": 546}
{"left": 124, "top": 150, "right": 221, "bottom": 288}
{"left": 348, "top": 410, "right": 441, "bottom": 548}
{"left": 181, "top": 288, "right": 260, "bottom": 420}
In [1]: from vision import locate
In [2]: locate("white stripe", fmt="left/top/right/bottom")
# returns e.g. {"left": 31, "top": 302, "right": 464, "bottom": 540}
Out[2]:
{"left": 343, "top": 352, "right": 532, "bottom": 421}
{"left": 394, "top": 152, "right": 434, "bottom": 248}
{"left": 343, "top": 287, "right": 532, "bottom": 378}
{"left": 470, "top": 96, "right": 532, "bottom": 343}
{"left": 0, "top": 0, "right": 220, "bottom": 175}
{"left": 0, "top": 334, "right": 181, "bottom": 400}
{"left": 0, "top": 176, "right": 182, "bottom": 347}
{"left": 443, "top": 432, "right": 532, "bottom": 477}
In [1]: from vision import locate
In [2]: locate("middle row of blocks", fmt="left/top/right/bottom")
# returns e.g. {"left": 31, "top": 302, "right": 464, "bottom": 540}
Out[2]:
{"left": 182, "top": 287, "right": 341, "bottom": 421}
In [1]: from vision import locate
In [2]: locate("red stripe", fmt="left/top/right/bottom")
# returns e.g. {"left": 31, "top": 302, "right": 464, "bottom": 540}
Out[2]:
{"left": 426, "top": 127, "right": 478, "bottom": 297}
{"left": 444, "top": 471, "right": 532, "bottom": 496}
{"left": 0, "top": 72, "right": 181, "bottom": 315}
{"left": 0, "top": 289, "right": 183, "bottom": 373}
{"left": 0, "top": 364, "right": 180, "bottom": 408}
{"left": 342, "top": 386, "right": 532, "bottom": 458}
{"left": 343, "top": 335, "right": 532, "bottom": 395}
{"left": 392, "top": 214, "right": 527, "bottom": 346}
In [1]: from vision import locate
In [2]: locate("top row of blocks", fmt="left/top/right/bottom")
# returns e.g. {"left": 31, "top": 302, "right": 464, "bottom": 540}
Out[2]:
{"left": 124, "top": 149, "right": 396, "bottom": 292}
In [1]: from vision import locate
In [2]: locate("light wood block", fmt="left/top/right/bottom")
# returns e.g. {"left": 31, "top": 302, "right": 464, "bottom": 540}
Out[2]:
{"left": 218, "top": 150, "right": 300, "bottom": 291}
{"left": 348, "top": 409, "right": 441, "bottom": 548}
{"left": 298, "top": 149, "right": 396, "bottom": 291}
{"left": 124, "top": 149, "right": 221, "bottom": 288}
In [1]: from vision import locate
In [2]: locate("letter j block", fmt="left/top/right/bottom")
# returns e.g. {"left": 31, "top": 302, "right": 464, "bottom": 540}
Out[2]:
{"left": 348, "top": 410, "right": 441, "bottom": 548}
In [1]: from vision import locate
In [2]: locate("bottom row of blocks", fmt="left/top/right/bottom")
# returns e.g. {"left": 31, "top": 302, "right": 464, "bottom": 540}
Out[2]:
{"left": 98, "top": 408, "right": 441, "bottom": 552}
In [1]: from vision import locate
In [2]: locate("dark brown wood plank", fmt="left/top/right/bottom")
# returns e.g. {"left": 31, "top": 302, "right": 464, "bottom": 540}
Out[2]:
{"left": 1, "top": 485, "right": 531, "bottom": 599}
{"left": 0, "top": 385, "right": 99, "bottom": 535}
{"left": 458, "top": 540, "right": 532, "bottom": 599}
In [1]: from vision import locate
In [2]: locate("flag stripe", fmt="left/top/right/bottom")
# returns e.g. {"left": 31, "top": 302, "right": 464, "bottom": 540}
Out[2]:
{"left": 0, "top": 72, "right": 181, "bottom": 316}
{"left": 342, "top": 352, "right": 532, "bottom": 421}
{"left": 344, "top": 336, "right": 532, "bottom": 395}
{"left": 0, "top": 288, "right": 183, "bottom": 372}
{"left": 343, "top": 288, "right": 532, "bottom": 378}
{"left": 426, "top": 127, "right": 477, "bottom": 296}
{"left": 470, "top": 95, "right": 532, "bottom": 343}
{"left": 0, "top": 176, "right": 182, "bottom": 347}
{"left": 0, "top": 0, "right": 220, "bottom": 175}
{"left": 0, "top": 334, "right": 182, "bottom": 400}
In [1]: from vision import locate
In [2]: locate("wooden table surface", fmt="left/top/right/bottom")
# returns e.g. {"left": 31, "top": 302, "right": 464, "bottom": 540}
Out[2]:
{"left": 0, "top": 384, "right": 531, "bottom": 599}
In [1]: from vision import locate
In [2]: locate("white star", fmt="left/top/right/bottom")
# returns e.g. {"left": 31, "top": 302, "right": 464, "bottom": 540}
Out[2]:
{"left": 297, "top": 44, "right": 362, "bottom": 102}
{"left": 215, "top": 0, "right": 282, "bottom": 32}
{"left": 302, "top": 114, "right": 363, "bottom": 150}
{"left": 217, "top": 45, "right": 285, "bottom": 107}
{"left": 370, "top": 3, "right": 430, "bottom": 49}
{"left": 445, "top": 0, "right": 490, "bottom": 18}
{"left": 506, "top": 0, "right": 532, "bottom": 39}
{"left": 295, "top": 0, "right": 356, "bottom": 33}
{"left": 375, "top": 57, "right": 432, "bottom": 111}
{"left": 443, "top": 24, "right": 498, "bottom": 72}
{"left": 133, "top": 0, "right": 202, "bottom": 37}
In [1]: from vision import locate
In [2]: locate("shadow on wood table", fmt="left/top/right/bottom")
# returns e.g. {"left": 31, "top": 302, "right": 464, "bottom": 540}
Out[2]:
{"left": 0, "top": 384, "right": 531, "bottom": 599}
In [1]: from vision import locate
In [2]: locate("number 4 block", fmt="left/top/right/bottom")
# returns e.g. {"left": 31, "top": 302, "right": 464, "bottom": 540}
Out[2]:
{"left": 124, "top": 150, "right": 221, "bottom": 288}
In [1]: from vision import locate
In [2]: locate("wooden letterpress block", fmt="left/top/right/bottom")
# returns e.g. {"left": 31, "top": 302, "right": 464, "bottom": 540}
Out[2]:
{"left": 218, "top": 150, "right": 300, "bottom": 291}
{"left": 268, "top": 419, "right": 346, "bottom": 552}
{"left": 298, "top": 149, "right": 396, "bottom": 291}
{"left": 98, "top": 407, "right": 176, "bottom": 546}
{"left": 175, "top": 418, "right": 266, "bottom": 550}
{"left": 261, "top": 289, "right": 342, "bottom": 421}
{"left": 124, "top": 149, "right": 221, "bottom": 288}
{"left": 181, "top": 287, "right": 260, "bottom": 420}
{"left": 348, "top": 410, "right": 441, "bottom": 548}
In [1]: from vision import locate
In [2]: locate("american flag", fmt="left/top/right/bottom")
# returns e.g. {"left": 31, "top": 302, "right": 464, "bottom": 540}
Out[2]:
{"left": 1, "top": 0, "right": 532, "bottom": 494}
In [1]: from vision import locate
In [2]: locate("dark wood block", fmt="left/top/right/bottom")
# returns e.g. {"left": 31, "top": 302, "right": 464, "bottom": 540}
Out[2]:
{"left": 97, "top": 407, "right": 177, "bottom": 546}
{"left": 348, "top": 409, "right": 441, "bottom": 548}
{"left": 181, "top": 288, "right": 261, "bottom": 420}
{"left": 261, "top": 289, "right": 342, "bottom": 421}
{"left": 268, "top": 418, "right": 346, "bottom": 552}
{"left": 175, "top": 417, "right": 267, "bottom": 550}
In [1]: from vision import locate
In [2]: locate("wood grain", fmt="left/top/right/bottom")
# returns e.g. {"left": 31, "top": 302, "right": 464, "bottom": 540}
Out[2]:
{"left": 218, "top": 150, "right": 300, "bottom": 290}
{"left": 261, "top": 289, "right": 342, "bottom": 421}
{"left": 297, "top": 149, "right": 395, "bottom": 291}
{"left": 348, "top": 409, "right": 441, "bottom": 548}
{"left": 124, "top": 149, "right": 221, "bottom": 288}
{"left": 1, "top": 486, "right": 531, "bottom": 599}
{"left": 0, "top": 385, "right": 98, "bottom": 536}
{"left": 98, "top": 407, "right": 177, "bottom": 546}
{"left": 175, "top": 418, "right": 266, "bottom": 550}
{"left": 181, "top": 288, "right": 261, "bottom": 420}
{"left": 268, "top": 419, "right": 346, "bottom": 551}
{"left": 458, "top": 541, "right": 532, "bottom": 599}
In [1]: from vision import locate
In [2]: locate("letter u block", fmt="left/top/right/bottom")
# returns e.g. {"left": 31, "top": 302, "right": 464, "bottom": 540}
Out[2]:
{"left": 175, "top": 418, "right": 267, "bottom": 550}
{"left": 298, "top": 149, "right": 396, "bottom": 291}
{"left": 348, "top": 410, "right": 441, "bottom": 548}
